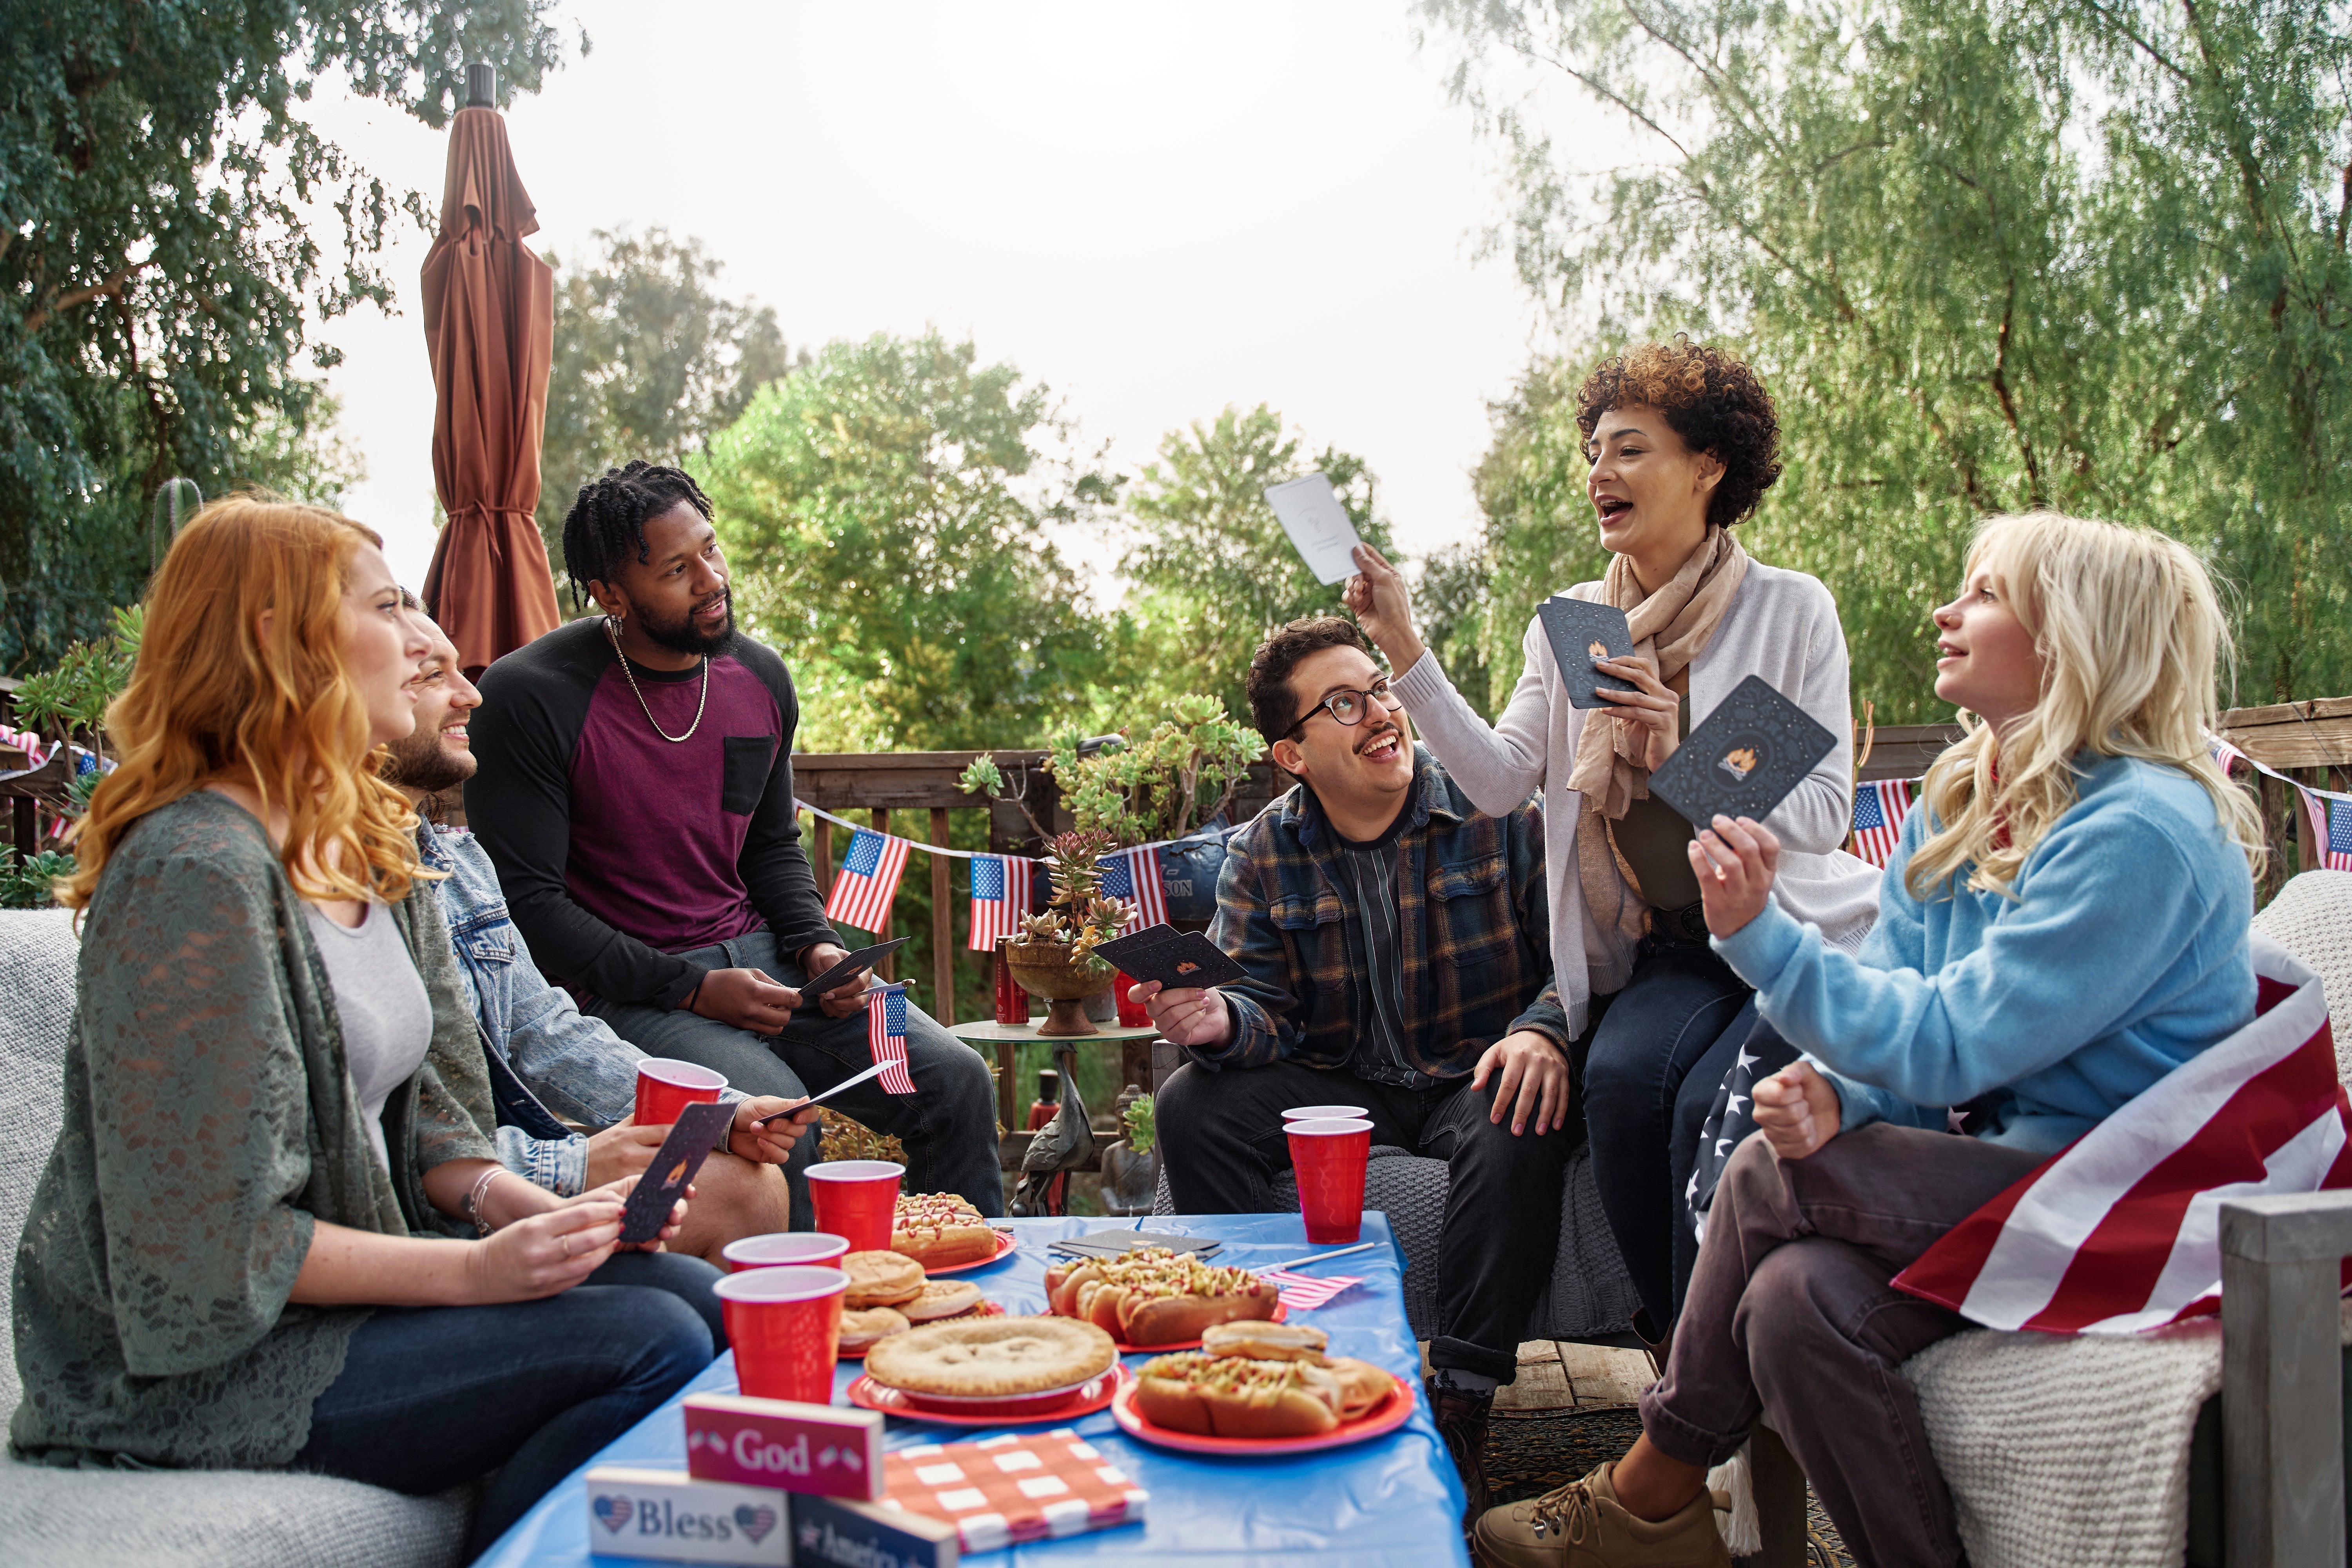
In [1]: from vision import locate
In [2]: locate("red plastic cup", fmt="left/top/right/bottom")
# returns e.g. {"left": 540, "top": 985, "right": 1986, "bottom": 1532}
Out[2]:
{"left": 635, "top": 1057, "right": 726, "bottom": 1126}
{"left": 1281, "top": 1104, "right": 1370, "bottom": 1123}
{"left": 715, "top": 1266, "right": 848, "bottom": 1403}
{"left": 806, "top": 1160, "right": 904, "bottom": 1252}
{"left": 1287, "top": 1116, "right": 1373, "bottom": 1244}
{"left": 1113, "top": 971, "right": 1151, "bottom": 1028}
{"left": 720, "top": 1232, "right": 851, "bottom": 1274}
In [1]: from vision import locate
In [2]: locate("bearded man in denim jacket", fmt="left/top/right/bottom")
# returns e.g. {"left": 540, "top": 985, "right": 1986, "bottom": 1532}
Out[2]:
{"left": 1143, "top": 617, "right": 1575, "bottom": 1522}
{"left": 383, "top": 600, "right": 809, "bottom": 1263}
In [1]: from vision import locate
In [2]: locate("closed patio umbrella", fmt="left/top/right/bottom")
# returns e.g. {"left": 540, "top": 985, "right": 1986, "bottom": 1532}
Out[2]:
{"left": 418, "top": 65, "right": 561, "bottom": 680}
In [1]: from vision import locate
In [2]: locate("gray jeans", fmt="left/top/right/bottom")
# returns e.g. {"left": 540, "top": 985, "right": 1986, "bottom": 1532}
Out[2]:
{"left": 585, "top": 927, "right": 1004, "bottom": 1223}
{"left": 1639, "top": 1122, "right": 2041, "bottom": 1568}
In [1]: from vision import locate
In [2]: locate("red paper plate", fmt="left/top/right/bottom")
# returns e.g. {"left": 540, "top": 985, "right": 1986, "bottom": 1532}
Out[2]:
{"left": 1110, "top": 1371, "right": 1416, "bottom": 1455}
{"left": 911, "top": 1229, "right": 1019, "bottom": 1275}
{"left": 837, "top": 1299, "right": 1005, "bottom": 1360}
{"left": 846, "top": 1363, "right": 1129, "bottom": 1426}
{"left": 1045, "top": 1299, "right": 1288, "bottom": 1354}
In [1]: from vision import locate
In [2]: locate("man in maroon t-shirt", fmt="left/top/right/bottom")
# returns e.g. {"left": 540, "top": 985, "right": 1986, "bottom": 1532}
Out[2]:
{"left": 466, "top": 461, "right": 1003, "bottom": 1219}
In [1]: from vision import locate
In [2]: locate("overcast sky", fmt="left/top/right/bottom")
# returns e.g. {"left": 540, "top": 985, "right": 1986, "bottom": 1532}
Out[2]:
{"left": 307, "top": 2, "right": 1602, "bottom": 597}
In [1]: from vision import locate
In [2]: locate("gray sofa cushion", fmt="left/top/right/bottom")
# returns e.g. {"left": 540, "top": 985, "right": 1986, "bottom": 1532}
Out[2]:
{"left": 1152, "top": 1137, "right": 1638, "bottom": 1343}
{"left": 0, "top": 908, "right": 473, "bottom": 1567}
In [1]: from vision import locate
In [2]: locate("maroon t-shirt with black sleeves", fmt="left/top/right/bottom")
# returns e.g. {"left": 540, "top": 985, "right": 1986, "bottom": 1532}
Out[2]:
{"left": 465, "top": 618, "right": 838, "bottom": 1010}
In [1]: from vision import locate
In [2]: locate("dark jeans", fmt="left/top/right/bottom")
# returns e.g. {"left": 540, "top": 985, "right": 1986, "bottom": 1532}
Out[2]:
{"left": 1580, "top": 932, "right": 1756, "bottom": 1331}
{"left": 1156, "top": 1058, "right": 1574, "bottom": 1384}
{"left": 295, "top": 1250, "right": 724, "bottom": 1556}
{"left": 1640, "top": 1123, "right": 2042, "bottom": 1568}
{"left": 588, "top": 927, "right": 1004, "bottom": 1223}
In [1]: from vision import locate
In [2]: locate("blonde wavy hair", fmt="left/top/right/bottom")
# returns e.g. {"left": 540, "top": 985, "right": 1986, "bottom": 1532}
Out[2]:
{"left": 1906, "top": 512, "right": 2265, "bottom": 901}
{"left": 58, "top": 495, "right": 426, "bottom": 911}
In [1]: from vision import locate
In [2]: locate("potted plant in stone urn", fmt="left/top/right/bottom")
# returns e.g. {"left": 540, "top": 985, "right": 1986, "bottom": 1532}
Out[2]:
{"left": 1002, "top": 827, "right": 1135, "bottom": 1037}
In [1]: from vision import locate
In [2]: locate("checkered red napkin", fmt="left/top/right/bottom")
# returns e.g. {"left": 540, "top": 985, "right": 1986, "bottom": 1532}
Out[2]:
{"left": 879, "top": 1428, "right": 1147, "bottom": 1552}
{"left": 1261, "top": 1269, "right": 1364, "bottom": 1310}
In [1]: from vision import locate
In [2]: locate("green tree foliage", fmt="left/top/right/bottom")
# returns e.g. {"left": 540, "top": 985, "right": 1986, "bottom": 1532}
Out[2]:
{"left": 695, "top": 330, "right": 1122, "bottom": 750}
{"left": 537, "top": 227, "right": 802, "bottom": 573}
{"left": 1120, "top": 406, "right": 1395, "bottom": 722}
{"left": 0, "top": 0, "right": 571, "bottom": 675}
{"left": 1421, "top": 0, "right": 2352, "bottom": 715}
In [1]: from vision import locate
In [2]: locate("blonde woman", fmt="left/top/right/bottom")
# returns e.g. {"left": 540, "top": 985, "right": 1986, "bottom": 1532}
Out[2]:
{"left": 1350, "top": 340, "right": 1878, "bottom": 1343}
{"left": 1470, "top": 513, "right": 2262, "bottom": 1568}
{"left": 10, "top": 498, "right": 715, "bottom": 1556}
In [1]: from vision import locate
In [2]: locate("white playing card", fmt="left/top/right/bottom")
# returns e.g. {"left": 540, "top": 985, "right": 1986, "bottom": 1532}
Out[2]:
{"left": 1263, "top": 471, "right": 1365, "bottom": 585}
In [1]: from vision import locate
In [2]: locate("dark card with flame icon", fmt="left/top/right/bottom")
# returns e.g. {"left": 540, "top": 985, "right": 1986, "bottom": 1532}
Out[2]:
{"left": 1538, "top": 595, "right": 1640, "bottom": 709}
{"left": 1648, "top": 674, "right": 1838, "bottom": 832}
{"left": 616, "top": 1099, "right": 735, "bottom": 1245}
{"left": 1093, "top": 923, "right": 1247, "bottom": 992}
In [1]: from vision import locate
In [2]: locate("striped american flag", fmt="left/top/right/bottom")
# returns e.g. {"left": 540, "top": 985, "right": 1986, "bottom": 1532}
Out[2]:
{"left": 1096, "top": 846, "right": 1166, "bottom": 933}
{"left": 967, "top": 854, "right": 1036, "bottom": 951}
{"left": 823, "top": 828, "right": 909, "bottom": 934}
{"left": 866, "top": 982, "right": 917, "bottom": 1094}
{"left": 1893, "top": 934, "right": 2349, "bottom": 1334}
{"left": 1850, "top": 778, "right": 1915, "bottom": 868}
{"left": 2299, "top": 787, "right": 2352, "bottom": 873}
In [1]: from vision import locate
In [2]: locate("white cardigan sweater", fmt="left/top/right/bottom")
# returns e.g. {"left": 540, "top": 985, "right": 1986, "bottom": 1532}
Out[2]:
{"left": 1392, "top": 559, "right": 1882, "bottom": 1037}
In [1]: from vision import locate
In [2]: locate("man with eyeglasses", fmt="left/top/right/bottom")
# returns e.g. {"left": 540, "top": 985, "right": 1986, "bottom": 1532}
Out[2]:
{"left": 1142, "top": 615, "right": 1575, "bottom": 1521}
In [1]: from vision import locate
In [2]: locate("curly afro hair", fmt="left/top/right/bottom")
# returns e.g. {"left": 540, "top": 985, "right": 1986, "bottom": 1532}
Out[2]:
{"left": 1575, "top": 339, "right": 1783, "bottom": 530}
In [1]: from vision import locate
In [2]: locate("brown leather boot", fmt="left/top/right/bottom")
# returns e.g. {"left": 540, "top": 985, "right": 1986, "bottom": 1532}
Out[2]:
{"left": 1426, "top": 1377, "right": 1495, "bottom": 1523}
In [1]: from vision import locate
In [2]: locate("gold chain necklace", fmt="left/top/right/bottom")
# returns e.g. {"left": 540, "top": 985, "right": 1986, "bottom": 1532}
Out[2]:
{"left": 604, "top": 615, "right": 709, "bottom": 743}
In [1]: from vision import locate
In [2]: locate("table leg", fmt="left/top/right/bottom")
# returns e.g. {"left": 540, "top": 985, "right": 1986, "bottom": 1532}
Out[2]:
{"left": 996, "top": 1041, "right": 1016, "bottom": 1132}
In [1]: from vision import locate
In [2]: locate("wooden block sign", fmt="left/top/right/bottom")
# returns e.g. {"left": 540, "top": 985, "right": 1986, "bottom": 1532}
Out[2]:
{"left": 790, "top": 1494, "right": 960, "bottom": 1568}
{"left": 684, "top": 1392, "right": 886, "bottom": 1501}
{"left": 583, "top": 1467, "right": 790, "bottom": 1565}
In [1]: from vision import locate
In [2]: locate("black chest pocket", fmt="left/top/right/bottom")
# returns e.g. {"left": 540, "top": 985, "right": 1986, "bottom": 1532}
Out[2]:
{"left": 722, "top": 735, "right": 776, "bottom": 815}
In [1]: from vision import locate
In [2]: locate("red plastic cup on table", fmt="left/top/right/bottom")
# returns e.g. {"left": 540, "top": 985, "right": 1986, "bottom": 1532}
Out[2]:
{"left": 635, "top": 1057, "right": 726, "bottom": 1126}
{"left": 1281, "top": 1104, "right": 1370, "bottom": 1123}
{"left": 715, "top": 1266, "right": 848, "bottom": 1403}
{"left": 1287, "top": 1116, "right": 1374, "bottom": 1245}
{"left": 720, "top": 1232, "right": 852, "bottom": 1274}
{"left": 806, "top": 1160, "right": 904, "bottom": 1253}
{"left": 1113, "top": 971, "right": 1151, "bottom": 1028}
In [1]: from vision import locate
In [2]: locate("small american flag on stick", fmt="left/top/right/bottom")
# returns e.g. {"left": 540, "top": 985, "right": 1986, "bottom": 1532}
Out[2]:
{"left": 823, "top": 828, "right": 909, "bottom": 934}
{"left": 967, "top": 854, "right": 1036, "bottom": 951}
{"left": 1850, "top": 778, "right": 1915, "bottom": 868}
{"left": 866, "top": 982, "right": 917, "bottom": 1094}
{"left": 1096, "top": 846, "right": 1166, "bottom": 933}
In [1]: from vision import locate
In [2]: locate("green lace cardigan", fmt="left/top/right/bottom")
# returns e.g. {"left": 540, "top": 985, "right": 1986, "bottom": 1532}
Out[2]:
{"left": 9, "top": 790, "right": 498, "bottom": 1468}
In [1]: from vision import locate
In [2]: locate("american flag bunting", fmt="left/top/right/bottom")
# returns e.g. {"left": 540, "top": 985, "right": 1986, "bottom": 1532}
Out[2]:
{"left": 824, "top": 828, "right": 909, "bottom": 934}
{"left": 1849, "top": 778, "right": 1915, "bottom": 868}
{"left": 1096, "top": 846, "right": 1167, "bottom": 933}
{"left": 967, "top": 854, "right": 1036, "bottom": 951}
{"left": 866, "top": 982, "right": 917, "bottom": 1094}
{"left": 2298, "top": 786, "right": 2352, "bottom": 873}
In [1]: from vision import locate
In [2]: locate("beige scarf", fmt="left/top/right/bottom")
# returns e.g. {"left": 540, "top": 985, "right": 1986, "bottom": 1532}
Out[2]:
{"left": 1567, "top": 526, "right": 1751, "bottom": 971}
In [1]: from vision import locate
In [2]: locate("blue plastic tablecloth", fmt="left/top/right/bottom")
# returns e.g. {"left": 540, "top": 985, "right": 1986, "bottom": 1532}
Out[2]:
{"left": 474, "top": 1212, "right": 1468, "bottom": 1568}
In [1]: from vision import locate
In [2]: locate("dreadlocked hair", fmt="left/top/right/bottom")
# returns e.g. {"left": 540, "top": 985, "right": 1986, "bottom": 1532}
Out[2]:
{"left": 560, "top": 460, "right": 715, "bottom": 609}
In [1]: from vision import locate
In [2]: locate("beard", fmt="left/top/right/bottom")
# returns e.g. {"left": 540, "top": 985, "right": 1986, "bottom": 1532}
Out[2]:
{"left": 379, "top": 722, "right": 475, "bottom": 797}
{"left": 636, "top": 588, "right": 737, "bottom": 658}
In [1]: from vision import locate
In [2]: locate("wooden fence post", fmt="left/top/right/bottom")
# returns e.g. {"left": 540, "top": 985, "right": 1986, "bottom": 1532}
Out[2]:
{"left": 931, "top": 807, "right": 953, "bottom": 1020}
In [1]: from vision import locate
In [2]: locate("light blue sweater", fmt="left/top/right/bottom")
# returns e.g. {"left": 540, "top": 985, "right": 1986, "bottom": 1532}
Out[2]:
{"left": 1712, "top": 753, "right": 2256, "bottom": 1155}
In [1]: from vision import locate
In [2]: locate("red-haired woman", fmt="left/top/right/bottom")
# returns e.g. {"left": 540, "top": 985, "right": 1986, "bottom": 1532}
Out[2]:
{"left": 9, "top": 498, "right": 717, "bottom": 1553}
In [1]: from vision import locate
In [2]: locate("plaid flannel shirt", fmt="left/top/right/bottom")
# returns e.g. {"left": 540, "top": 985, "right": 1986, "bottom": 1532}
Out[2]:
{"left": 1199, "top": 746, "right": 1568, "bottom": 1076}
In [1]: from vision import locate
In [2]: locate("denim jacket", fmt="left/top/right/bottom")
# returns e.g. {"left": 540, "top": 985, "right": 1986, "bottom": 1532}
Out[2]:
{"left": 1202, "top": 746, "right": 1569, "bottom": 1077}
{"left": 417, "top": 822, "right": 741, "bottom": 1194}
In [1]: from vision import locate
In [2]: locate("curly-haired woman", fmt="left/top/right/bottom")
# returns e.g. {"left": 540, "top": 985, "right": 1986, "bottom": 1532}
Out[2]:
{"left": 1349, "top": 340, "right": 1879, "bottom": 1361}
{"left": 9, "top": 497, "right": 719, "bottom": 1555}
{"left": 1471, "top": 512, "right": 2262, "bottom": 1568}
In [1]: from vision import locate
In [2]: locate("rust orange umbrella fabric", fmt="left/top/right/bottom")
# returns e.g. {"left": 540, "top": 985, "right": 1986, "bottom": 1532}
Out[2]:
{"left": 419, "top": 104, "right": 561, "bottom": 679}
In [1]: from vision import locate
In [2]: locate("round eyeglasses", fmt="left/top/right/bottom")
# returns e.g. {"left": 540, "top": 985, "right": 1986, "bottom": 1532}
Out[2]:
{"left": 1286, "top": 677, "right": 1404, "bottom": 739}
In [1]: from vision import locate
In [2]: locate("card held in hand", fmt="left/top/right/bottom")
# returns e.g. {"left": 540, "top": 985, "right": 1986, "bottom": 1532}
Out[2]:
{"left": 616, "top": 1099, "right": 736, "bottom": 1245}
{"left": 1537, "top": 595, "right": 1639, "bottom": 709}
{"left": 1647, "top": 674, "right": 1838, "bottom": 831}
{"left": 804, "top": 936, "right": 910, "bottom": 998}
{"left": 1093, "top": 923, "right": 1247, "bottom": 991}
